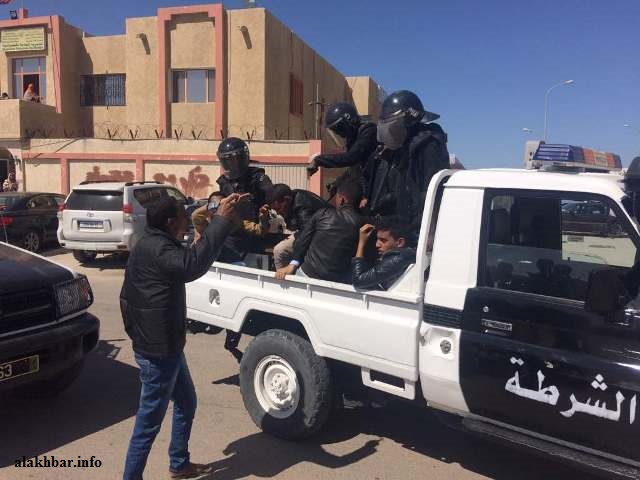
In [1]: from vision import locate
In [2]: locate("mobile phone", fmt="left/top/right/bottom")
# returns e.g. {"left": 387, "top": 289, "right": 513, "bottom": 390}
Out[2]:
{"left": 207, "top": 200, "right": 220, "bottom": 212}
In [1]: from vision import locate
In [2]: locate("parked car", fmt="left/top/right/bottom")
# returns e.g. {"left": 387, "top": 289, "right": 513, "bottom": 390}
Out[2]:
{"left": 0, "top": 241, "right": 99, "bottom": 397}
{"left": 562, "top": 200, "right": 623, "bottom": 237}
{"left": 57, "top": 181, "right": 195, "bottom": 263}
{"left": 0, "top": 192, "right": 65, "bottom": 252}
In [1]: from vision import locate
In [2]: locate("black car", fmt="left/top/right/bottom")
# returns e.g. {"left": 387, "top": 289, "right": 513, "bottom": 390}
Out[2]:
{"left": 562, "top": 200, "right": 623, "bottom": 237}
{"left": 0, "top": 242, "right": 99, "bottom": 397}
{"left": 0, "top": 192, "right": 65, "bottom": 252}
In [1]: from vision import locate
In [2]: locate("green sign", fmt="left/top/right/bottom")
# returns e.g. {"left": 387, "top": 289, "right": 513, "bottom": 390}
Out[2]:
{"left": 1, "top": 27, "right": 46, "bottom": 52}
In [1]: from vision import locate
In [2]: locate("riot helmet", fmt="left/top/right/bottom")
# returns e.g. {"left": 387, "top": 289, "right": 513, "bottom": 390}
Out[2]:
{"left": 325, "top": 102, "right": 360, "bottom": 142}
{"left": 377, "top": 90, "right": 440, "bottom": 150}
{"left": 217, "top": 137, "right": 250, "bottom": 180}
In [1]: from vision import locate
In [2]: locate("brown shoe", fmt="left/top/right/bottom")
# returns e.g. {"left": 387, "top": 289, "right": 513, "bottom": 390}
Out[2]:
{"left": 169, "top": 462, "right": 213, "bottom": 479}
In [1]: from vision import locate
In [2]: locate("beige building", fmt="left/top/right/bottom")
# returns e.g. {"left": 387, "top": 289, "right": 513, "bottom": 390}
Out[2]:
{"left": 0, "top": 4, "right": 383, "bottom": 197}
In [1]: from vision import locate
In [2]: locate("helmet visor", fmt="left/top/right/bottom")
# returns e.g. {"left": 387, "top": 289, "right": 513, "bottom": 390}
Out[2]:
{"left": 218, "top": 149, "right": 250, "bottom": 180}
{"left": 328, "top": 128, "right": 347, "bottom": 149}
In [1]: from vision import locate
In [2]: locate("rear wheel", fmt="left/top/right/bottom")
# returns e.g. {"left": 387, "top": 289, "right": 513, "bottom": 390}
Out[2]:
{"left": 240, "top": 329, "right": 332, "bottom": 440}
{"left": 22, "top": 230, "right": 42, "bottom": 252}
{"left": 73, "top": 250, "right": 97, "bottom": 263}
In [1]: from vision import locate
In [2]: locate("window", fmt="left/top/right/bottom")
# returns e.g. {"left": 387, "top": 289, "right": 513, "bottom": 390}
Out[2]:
{"left": 66, "top": 190, "right": 123, "bottom": 211}
{"left": 289, "top": 74, "right": 303, "bottom": 116}
{"left": 13, "top": 57, "right": 46, "bottom": 103}
{"left": 80, "top": 74, "right": 126, "bottom": 106}
{"left": 27, "top": 195, "right": 53, "bottom": 209}
{"left": 134, "top": 187, "right": 166, "bottom": 207}
{"left": 172, "top": 69, "right": 215, "bottom": 103}
{"left": 483, "top": 191, "right": 638, "bottom": 301}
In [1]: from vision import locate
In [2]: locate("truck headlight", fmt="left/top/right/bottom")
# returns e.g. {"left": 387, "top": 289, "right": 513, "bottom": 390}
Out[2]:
{"left": 54, "top": 275, "right": 94, "bottom": 318}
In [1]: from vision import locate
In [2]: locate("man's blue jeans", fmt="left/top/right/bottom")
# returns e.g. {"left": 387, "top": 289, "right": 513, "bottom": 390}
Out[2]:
{"left": 123, "top": 352, "right": 197, "bottom": 480}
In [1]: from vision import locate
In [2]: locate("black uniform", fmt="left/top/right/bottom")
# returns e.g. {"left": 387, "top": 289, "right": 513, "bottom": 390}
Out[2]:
{"left": 368, "top": 122, "right": 449, "bottom": 223}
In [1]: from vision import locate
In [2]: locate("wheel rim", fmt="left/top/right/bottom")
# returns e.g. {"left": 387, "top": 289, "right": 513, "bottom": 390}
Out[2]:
{"left": 24, "top": 232, "right": 39, "bottom": 251}
{"left": 253, "top": 355, "right": 300, "bottom": 419}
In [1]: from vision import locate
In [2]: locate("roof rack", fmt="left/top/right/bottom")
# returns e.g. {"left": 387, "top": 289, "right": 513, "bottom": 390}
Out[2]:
{"left": 124, "top": 181, "right": 163, "bottom": 186}
{"left": 78, "top": 180, "right": 125, "bottom": 185}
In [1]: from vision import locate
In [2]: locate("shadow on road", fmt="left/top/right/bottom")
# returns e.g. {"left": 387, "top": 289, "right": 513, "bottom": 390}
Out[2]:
{"left": 0, "top": 339, "right": 139, "bottom": 467}
{"left": 200, "top": 399, "right": 600, "bottom": 480}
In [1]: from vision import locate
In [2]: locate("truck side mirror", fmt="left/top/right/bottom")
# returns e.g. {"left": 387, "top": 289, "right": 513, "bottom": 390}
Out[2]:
{"left": 585, "top": 269, "right": 628, "bottom": 314}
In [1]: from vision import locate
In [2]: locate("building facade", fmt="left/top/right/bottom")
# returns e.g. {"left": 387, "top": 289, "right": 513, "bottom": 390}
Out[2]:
{"left": 0, "top": 4, "right": 383, "bottom": 197}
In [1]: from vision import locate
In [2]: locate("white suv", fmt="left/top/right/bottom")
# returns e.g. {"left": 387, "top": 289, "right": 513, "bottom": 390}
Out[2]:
{"left": 57, "top": 181, "right": 192, "bottom": 263}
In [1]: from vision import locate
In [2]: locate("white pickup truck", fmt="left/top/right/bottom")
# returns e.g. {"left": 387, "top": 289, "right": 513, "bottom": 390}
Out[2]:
{"left": 186, "top": 163, "right": 640, "bottom": 478}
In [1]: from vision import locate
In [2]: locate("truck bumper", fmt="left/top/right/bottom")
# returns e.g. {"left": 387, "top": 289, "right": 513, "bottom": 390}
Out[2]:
{"left": 0, "top": 312, "right": 100, "bottom": 394}
{"left": 58, "top": 240, "right": 129, "bottom": 252}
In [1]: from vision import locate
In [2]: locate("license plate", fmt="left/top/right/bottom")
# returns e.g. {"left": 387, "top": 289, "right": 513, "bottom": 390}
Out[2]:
{"left": 79, "top": 220, "right": 103, "bottom": 229}
{"left": 0, "top": 355, "right": 39, "bottom": 383}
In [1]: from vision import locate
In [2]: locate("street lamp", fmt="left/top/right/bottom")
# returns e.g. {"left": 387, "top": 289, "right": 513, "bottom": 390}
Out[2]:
{"left": 624, "top": 124, "right": 640, "bottom": 134}
{"left": 543, "top": 79, "right": 574, "bottom": 142}
{"left": 522, "top": 128, "right": 535, "bottom": 134}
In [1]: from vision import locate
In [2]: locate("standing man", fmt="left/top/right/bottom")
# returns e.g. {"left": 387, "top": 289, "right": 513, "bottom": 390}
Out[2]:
{"left": 368, "top": 90, "right": 450, "bottom": 228}
{"left": 2, "top": 172, "right": 18, "bottom": 192}
{"left": 307, "top": 102, "right": 378, "bottom": 200}
{"left": 121, "top": 194, "right": 239, "bottom": 480}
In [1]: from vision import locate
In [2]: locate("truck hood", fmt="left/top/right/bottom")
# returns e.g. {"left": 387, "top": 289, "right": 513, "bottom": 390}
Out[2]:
{"left": 0, "top": 243, "right": 74, "bottom": 295}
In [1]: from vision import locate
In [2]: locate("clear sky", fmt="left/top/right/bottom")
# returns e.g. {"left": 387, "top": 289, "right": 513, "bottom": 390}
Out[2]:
{"left": 4, "top": 0, "right": 639, "bottom": 168}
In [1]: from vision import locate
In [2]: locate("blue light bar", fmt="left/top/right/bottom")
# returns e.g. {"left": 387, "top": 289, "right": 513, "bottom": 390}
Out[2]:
{"left": 530, "top": 144, "right": 621, "bottom": 172}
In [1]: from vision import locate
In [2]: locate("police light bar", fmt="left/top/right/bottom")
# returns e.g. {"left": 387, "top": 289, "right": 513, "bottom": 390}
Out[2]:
{"left": 529, "top": 144, "right": 622, "bottom": 172}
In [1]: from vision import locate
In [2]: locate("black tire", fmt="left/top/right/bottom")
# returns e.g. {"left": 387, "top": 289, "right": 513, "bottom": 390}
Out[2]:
{"left": 240, "top": 329, "right": 332, "bottom": 440}
{"left": 73, "top": 250, "right": 97, "bottom": 263}
{"left": 15, "top": 360, "right": 84, "bottom": 398}
{"left": 22, "top": 229, "right": 42, "bottom": 252}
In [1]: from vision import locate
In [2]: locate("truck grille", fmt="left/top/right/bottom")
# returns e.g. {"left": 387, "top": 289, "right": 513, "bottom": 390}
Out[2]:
{"left": 0, "top": 289, "right": 55, "bottom": 335}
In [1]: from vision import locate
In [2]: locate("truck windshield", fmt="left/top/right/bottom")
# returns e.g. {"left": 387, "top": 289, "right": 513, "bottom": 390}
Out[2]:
{"left": 66, "top": 190, "right": 123, "bottom": 211}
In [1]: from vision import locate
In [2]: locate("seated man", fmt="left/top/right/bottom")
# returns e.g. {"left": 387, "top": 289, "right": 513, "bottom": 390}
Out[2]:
{"left": 352, "top": 217, "right": 416, "bottom": 290}
{"left": 276, "top": 177, "right": 365, "bottom": 283}
{"left": 266, "top": 184, "right": 328, "bottom": 269}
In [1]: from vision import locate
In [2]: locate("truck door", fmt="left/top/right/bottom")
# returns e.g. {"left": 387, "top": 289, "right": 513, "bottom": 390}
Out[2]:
{"left": 460, "top": 189, "right": 640, "bottom": 463}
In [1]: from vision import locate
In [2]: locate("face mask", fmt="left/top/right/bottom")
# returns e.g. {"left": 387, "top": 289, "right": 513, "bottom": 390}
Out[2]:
{"left": 328, "top": 129, "right": 347, "bottom": 149}
{"left": 377, "top": 116, "right": 408, "bottom": 150}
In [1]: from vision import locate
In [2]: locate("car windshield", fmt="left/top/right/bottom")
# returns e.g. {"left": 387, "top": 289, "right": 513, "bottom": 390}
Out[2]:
{"left": 0, "top": 195, "right": 21, "bottom": 211}
{"left": 66, "top": 190, "right": 123, "bottom": 211}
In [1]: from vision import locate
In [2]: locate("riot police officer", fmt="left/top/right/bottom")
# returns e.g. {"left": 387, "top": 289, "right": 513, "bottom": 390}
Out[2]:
{"left": 368, "top": 90, "right": 450, "bottom": 229}
{"left": 215, "top": 137, "right": 273, "bottom": 362}
{"left": 308, "top": 102, "right": 378, "bottom": 199}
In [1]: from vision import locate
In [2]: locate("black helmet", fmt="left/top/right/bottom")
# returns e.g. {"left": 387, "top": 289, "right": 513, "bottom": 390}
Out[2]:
{"left": 217, "top": 137, "right": 250, "bottom": 180}
{"left": 379, "top": 90, "right": 440, "bottom": 124}
{"left": 324, "top": 102, "right": 360, "bottom": 140}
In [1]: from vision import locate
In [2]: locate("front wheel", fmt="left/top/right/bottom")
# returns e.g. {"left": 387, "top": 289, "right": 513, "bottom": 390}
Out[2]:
{"left": 23, "top": 230, "right": 42, "bottom": 252}
{"left": 240, "top": 329, "right": 332, "bottom": 440}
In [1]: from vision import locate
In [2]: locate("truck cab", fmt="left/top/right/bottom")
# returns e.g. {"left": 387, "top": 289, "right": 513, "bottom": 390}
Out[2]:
{"left": 186, "top": 151, "right": 640, "bottom": 476}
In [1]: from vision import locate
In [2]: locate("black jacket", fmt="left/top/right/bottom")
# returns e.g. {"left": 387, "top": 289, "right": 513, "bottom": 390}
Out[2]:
{"left": 292, "top": 205, "right": 365, "bottom": 282}
{"left": 368, "top": 123, "right": 449, "bottom": 224}
{"left": 314, "top": 122, "right": 378, "bottom": 195}
{"left": 217, "top": 166, "right": 273, "bottom": 261}
{"left": 286, "top": 190, "right": 328, "bottom": 232}
{"left": 352, "top": 248, "right": 416, "bottom": 290}
{"left": 120, "top": 216, "right": 232, "bottom": 358}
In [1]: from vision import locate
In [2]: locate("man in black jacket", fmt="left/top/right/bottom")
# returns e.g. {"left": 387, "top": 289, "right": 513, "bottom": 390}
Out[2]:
{"left": 369, "top": 90, "right": 450, "bottom": 230}
{"left": 352, "top": 217, "right": 416, "bottom": 291}
{"left": 121, "top": 194, "right": 239, "bottom": 480}
{"left": 275, "top": 177, "right": 365, "bottom": 283}
{"left": 265, "top": 183, "right": 328, "bottom": 268}
{"left": 307, "top": 102, "right": 378, "bottom": 199}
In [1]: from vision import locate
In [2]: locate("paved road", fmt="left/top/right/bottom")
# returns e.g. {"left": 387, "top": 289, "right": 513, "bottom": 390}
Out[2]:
{"left": 0, "top": 251, "right": 599, "bottom": 480}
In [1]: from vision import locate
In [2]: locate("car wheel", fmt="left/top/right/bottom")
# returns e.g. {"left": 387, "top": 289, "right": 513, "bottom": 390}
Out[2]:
{"left": 15, "top": 360, "right": 84, "bottom": 398}
{"left": 240, "top": 329, "right": 332, "bottom": 440}
{"left": 73, "top": 250, "right": 98, "bottom": 263}
{"left": 22, "top": 230, "right": 42, "bottom": 252}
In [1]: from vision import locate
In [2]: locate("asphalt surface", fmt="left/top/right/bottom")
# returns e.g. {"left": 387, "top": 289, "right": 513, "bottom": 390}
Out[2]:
{"left": 0, "top": 250, "right": 601, "bottom": 480}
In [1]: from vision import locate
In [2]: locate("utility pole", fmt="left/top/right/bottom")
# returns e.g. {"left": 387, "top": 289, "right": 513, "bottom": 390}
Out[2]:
{"left": 308, "top": 83, "right": 324, "bottom": 140}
